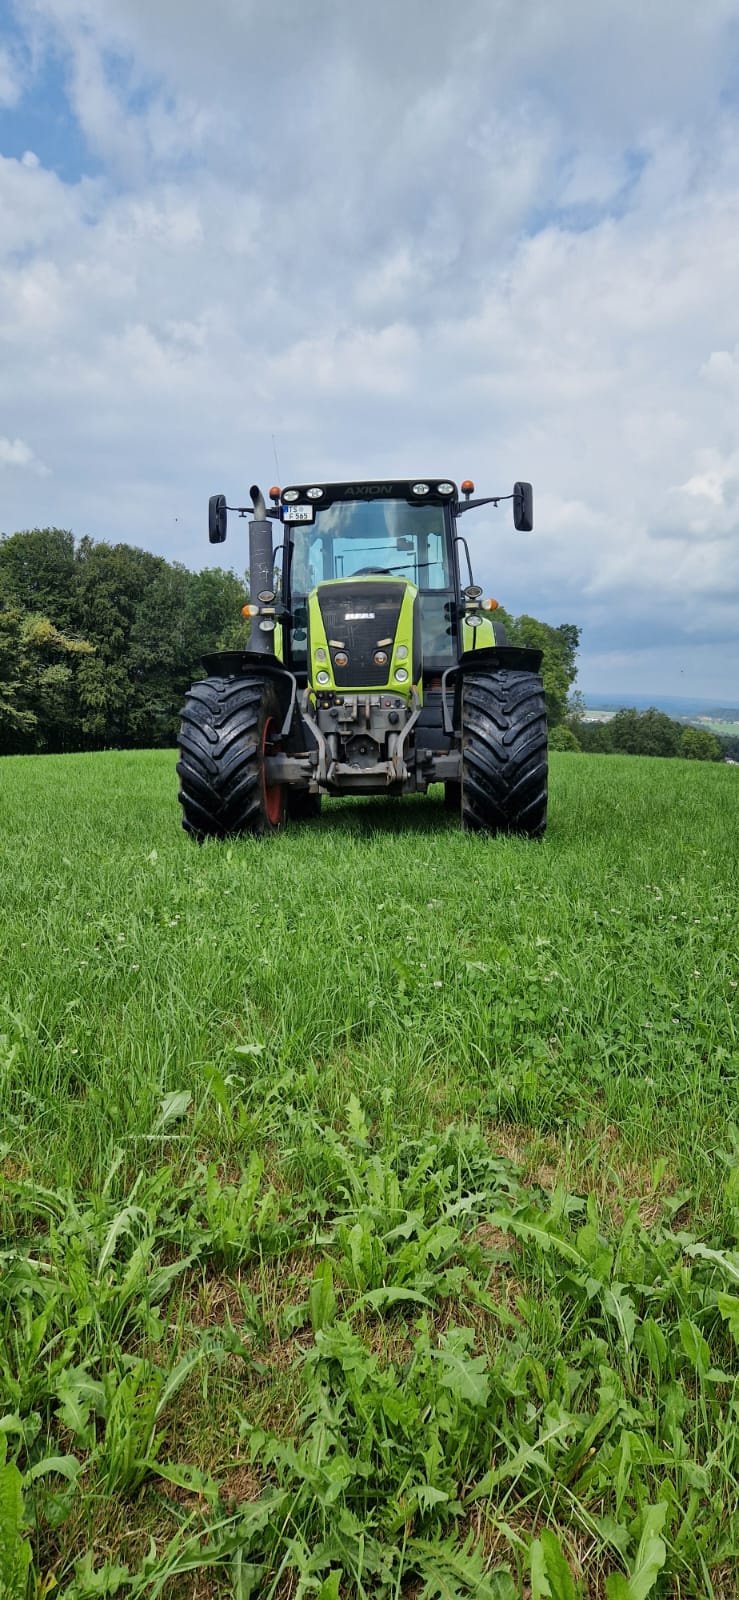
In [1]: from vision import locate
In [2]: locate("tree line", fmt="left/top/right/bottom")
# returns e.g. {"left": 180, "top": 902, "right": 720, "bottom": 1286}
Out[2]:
{"left": 0, "top": 528, "right": 580, "bottom": 756}
{"left": 555, "top": 705, "right": 727, "bottom": 761}
{"left": 0, "top": 528, "right": 248, "bottom": 754}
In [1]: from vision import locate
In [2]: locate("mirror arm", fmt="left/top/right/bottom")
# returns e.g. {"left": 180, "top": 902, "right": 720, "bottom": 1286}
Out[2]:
{"left": 227, "top": 505, "right": 281, "bottom": 520}
{"left": 456, "top": 494, "right": 512, "bottom": 516}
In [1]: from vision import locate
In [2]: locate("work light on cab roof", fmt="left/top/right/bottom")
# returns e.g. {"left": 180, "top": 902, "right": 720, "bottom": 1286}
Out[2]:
{"left": 180, "top": 472, "right": 545, "bottom": 838}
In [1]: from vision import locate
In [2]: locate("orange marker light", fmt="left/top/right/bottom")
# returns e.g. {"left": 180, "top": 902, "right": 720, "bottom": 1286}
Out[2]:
{"left": 461, "top": 479, "right": 475, "bottom": 495}
{"left": 482, "top": 597, "right": 499, "bottom": 611}
{"left": 269, "top": 485, "right": 281, "bottom": 501}
{"left": 242, "top": 603, "right": 260, "bottom": 617}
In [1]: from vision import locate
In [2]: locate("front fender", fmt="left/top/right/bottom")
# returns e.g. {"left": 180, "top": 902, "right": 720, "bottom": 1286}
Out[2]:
{"left": 440, "top": 646, "right": 544, "bottom": 735}
{"left": 199, "top": 651, "right": 297, "bottom": 736}
{"left": 456, "top": 645, "right": 543, "bottom": 675}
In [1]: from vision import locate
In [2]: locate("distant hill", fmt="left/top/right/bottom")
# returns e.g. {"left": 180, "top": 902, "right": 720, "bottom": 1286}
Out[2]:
{"left": 582, "top": 691, "right": 739, "bottom": 720}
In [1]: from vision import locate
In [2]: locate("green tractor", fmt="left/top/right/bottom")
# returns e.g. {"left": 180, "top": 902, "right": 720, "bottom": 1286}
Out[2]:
{"left": 177, "top": 476, "right": 547, "bottom": 837}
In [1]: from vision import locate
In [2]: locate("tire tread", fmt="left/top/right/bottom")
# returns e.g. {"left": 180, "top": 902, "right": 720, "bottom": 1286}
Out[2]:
{"left": 177, "top": 675, "right": 278, "bottom": 840}
{"left": 461, "top": 669, "right": 548, "bottom": 836}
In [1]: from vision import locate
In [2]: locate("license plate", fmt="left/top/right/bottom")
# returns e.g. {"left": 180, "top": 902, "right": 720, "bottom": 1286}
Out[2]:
{"left": 283, "top": 504, "right": 314, "bottom": 523}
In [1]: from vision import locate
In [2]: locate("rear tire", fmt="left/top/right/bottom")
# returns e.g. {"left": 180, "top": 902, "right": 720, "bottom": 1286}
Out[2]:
{"left": 287, "top": 790, "right": 322, "bottom": 822}
{"left": 461, "top": 669, "right": 547, "bottom": 837}
{"left": 177, "top": 676, "right": 286, "bottom": 840}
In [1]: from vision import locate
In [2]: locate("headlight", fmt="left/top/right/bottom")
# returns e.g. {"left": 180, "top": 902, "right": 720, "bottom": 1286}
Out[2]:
{"left": 314, "top": 647, "right": 327, "bottom": 662}
{"left": 306, "top": 486, "right": 324, "bottom": 499}
{"left": 466, "top": 615, "right": 483, "bottom": 629}
{"left": 437, "top": 481, "right": 454, "bottom": 494}
{"left": 394, "top": 667, "right": 409, "bottom": 682}
{"left": 334, "top": 651, "right": 348, "bottom": 667}
{"left": 283, "top": 489, "right": 299, "bottom": 502}
{"left": 394, "top": 644, "right": 408, "bottom": 661}
{"left": 373, "top": 650, "right": 388, "bottom": 666}
{"left": 315, "top": 670, "right": 330, "bottom": 685}
{"left": 412, "top": 482, "right": 429, "bottom": 495}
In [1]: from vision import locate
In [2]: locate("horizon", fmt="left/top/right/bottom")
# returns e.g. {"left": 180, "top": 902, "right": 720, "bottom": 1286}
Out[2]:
{"left": 580, "top": 689, "right": 739, "bottom": 712}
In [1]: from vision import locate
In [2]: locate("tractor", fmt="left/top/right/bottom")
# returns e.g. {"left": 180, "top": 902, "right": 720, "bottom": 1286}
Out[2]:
{"left": 177, "top": 477, "right": 547, "bottom": 837}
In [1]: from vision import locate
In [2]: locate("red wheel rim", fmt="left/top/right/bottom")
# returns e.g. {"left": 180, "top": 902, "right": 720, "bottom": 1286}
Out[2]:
{"left": 261, "top": 716, "right": 284, "bottom": 825}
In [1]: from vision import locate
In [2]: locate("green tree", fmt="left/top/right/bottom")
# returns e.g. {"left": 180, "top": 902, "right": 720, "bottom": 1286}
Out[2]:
{"left": 498, "top": 612, "right": 580, "bottom": 727}
{"left": 635, "top": 707, "right": 682, "bottom": 757}
{"left": 608, "top": 708, "right": 642, "bottom": 753}
{"left": 71, "top": 541, "right": 250, "bottom": 748}
{"left": 0, "top": 608, "right": 94, "bottom": 753}
{"left": 571, "top": 708, "right": 723, "bottom": 760}
{"left": 73, "top": 539, "right": 158, "bottom": 659}
{"left": 680, "top": 725, "right": 723, "bottom": 761}
{"left": 183, "top": 566, "right": 249, "bottom": 661}
{"left": 568, "top": 717, "right": 614, "bottom": 753}
{"left": 550, "top": 724, "right": 582, "bottom": 752}
{"left": 609, "top": 707, "right": 681, "bottom": 757}
{"left": 72, "top": 541, "right": 159, "bottom": 746}
{"left": 125, "top": 560, "right": 192, "bottom": 746}
{"left": 0, "top": 528, "right": 77, "bottom": 629}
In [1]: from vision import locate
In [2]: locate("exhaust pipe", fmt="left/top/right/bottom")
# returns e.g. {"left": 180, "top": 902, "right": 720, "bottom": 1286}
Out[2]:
{"left": 248, "top": 484, "right": 275, "bottom": 656}
{"left": 250, "top": 484, "right": 267, "bottom": 522}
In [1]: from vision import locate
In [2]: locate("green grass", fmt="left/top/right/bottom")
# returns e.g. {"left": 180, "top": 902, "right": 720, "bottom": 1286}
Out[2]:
{"left": 1, "top": 751, "right": 738, "bottom": 1598}
{"left": 691, "top": 720, "right": 739, "bottom": 738}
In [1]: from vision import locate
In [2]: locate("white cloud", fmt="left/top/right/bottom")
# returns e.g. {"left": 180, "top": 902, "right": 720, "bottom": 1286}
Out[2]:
{"left": 0, "top": 436, "right": 50, "bottom": 475}
{"left": 1, "top": 0, "right": 739, "bottom": 695}
{"left": 0, "top": 45, "right": 22, "bottom": 107}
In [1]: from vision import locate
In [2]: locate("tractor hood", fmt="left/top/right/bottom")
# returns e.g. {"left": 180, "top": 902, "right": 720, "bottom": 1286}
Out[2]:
{"left": 308, "top": 576, "right": 420, "bottom": 693}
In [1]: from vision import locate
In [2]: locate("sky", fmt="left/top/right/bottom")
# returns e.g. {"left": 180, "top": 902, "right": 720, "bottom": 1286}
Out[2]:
{"left": 1, "top": 0, "right": 739, "bottom": 701}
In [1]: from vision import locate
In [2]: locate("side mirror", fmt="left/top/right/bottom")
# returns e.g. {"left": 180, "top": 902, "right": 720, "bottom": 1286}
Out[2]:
{"left": 209, "top": 493, "right": 227, "bottom": 543}
{"left": 513, "top": 481, "right": 533, "bottom": 532}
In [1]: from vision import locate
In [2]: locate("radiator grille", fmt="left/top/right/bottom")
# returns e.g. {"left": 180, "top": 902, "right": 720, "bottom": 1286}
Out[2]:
{"left": 316, "top": 581, "right": 406, "bottom": 687}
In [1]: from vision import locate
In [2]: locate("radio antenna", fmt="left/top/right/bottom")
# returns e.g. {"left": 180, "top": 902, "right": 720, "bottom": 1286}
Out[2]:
{"left": 272, "top": 434, "right": 282, "bottom": 485}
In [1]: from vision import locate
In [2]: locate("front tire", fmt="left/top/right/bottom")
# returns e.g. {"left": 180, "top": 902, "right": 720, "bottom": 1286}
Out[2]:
{"left": 177, "top": 676, "right": 286, "bottom": 840}
{"left": 461, "top": 669, "right": 547, "bottom": 837}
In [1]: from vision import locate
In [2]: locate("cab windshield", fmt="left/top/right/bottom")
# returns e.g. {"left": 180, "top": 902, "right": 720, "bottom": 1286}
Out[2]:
{"left": 288, "top": 499, "right": 451, "bottom": 590}
{"left": 286, "top": 498, "right": 456, "bottom": 674}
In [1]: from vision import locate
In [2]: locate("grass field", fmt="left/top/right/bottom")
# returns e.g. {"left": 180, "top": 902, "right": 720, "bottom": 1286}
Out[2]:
{"left": 690, "top": 720, "right": 739, "bottom": 739}
{"left": 1, "top": 750, "right": 737, "bottom": 1598}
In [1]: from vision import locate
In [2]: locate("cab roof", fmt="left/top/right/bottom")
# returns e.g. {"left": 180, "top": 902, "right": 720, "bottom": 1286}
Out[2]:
{"left": 280, "top": 479, "right": 458, "bottom": 505}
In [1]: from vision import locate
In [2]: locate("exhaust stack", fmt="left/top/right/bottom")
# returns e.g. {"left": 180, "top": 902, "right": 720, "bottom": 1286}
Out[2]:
{"left": 248, "top": 484, "right": 275, "bottom": 656}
